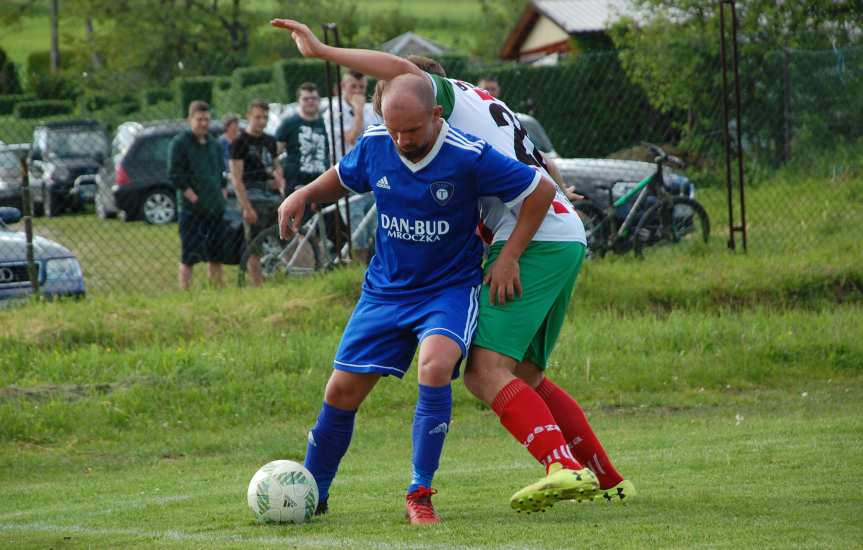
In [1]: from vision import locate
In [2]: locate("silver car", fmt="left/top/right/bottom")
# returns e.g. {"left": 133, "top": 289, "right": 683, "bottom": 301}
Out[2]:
{"left": 0, "top": 207, "right": 86, "bottom": 301}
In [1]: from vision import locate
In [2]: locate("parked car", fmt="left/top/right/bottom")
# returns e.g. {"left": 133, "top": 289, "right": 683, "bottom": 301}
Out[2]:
{"left": 0, "top": 206, "right": 86, "bottom": 301}
{"left": 94, "top": 120, "right": 245, "bottom": 264}
{"left": 95, "top": 120, "right": 223, "bottom": 224}
{"left": 27, "top": 120, "right": 109, "bottom": 217}
{"left": 517, "top": 113, "right": 695, "bottom": 214}
{"left": 0, "top": 144, "right": 29, "bottom": 209}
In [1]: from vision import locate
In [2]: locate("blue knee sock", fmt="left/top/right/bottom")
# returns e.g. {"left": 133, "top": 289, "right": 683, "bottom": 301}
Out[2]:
{"left": 409, "top": 384, "right": 452, "bottom": 493}
{"left": 304, "top": 402, "right": 356, "bottom": 501}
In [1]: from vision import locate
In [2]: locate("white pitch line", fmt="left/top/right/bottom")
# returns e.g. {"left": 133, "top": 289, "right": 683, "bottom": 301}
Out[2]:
{"left": 0, "top": 494, "right": 194, "bottom": 521}
{"left": 0, "top": 522, "right": 542, "bottom": 550}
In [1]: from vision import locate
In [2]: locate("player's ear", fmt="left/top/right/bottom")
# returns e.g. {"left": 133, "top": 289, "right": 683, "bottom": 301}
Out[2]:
{"left": 432, "top": 105, "right": 443, "bottom": 120}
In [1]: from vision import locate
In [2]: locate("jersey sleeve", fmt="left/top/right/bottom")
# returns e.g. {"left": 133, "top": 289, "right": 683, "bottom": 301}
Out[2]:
{"left": 335, "top": 136, "right": 370, "bottom": 193}
{"left": 229, "top": 134, "right": 246, "bottom": 160}
{"left": 427, "top": 73, "right": 455, "bottom": 120}
{"left": 475, "top": 143, "right": 541, "bottom": 208}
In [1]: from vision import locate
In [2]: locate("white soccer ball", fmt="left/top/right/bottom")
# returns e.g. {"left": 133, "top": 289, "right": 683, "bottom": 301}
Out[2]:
{"left": 247, "top": 460, "right": 319, "bottom": 523}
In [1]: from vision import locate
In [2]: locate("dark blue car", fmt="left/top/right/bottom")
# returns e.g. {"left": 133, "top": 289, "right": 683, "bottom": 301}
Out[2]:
{"left": 0, "top": 207, "right": 86, "bottom": 302}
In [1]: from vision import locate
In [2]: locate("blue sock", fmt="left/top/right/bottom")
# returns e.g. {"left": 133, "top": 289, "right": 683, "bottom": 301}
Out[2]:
{"left": 408, "top": 384, "right": 452, "bottom": 493}
{"left": 304, "top": 402, "right": 356, "bottom": 501}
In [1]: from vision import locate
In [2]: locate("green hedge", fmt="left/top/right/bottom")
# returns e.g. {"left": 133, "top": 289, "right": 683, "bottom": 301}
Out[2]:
{"left": 0, "top": 93, "right": 36, "bottom": 115}
{"left": 215, "top": 77, "right": 232, "bottom": 91}
{"left": 454, "top": 53, "right": 677, "bottom": 158}
{"left": 14, "top": 99, "right": 75, "bottom": 119}
{"left": 213, "top": 83, "right": 277, "bottom": 116}
{"left": 232, "top": 66, "right": 273, "bottom": 89}
{"left": 273, "top": 60, "right": 328, "bottom": 102}
{"left": 79, "top": 91, "right": 110, "bottom": 112}
{"left": 26, "top": 50, "right": 72, "bottom": 75}
{"left": 141, "top": 88, "right": 173, "bottom": 106}
{"left": 174, "top": 77, "right": 215, "bottom": 117}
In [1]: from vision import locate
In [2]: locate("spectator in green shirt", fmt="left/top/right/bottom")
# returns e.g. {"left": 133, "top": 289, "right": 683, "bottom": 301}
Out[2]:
{"left": 168, "top": 100, "right": 229, "bottom": 290}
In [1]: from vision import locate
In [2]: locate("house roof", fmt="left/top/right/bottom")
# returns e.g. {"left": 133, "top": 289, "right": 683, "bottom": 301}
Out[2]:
{"left": 380, "top": 32, "right": 447, "bottom": 56}
{"left": 500, "top": 0, "right": 644, "bottom": 59}
{"left": 534, "top": 0, "right": 641, "bottom": 34}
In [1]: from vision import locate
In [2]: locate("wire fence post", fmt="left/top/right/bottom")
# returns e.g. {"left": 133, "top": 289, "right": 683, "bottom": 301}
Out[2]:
{"left": 719, "top": 0, "right": 748, "bottom": 252}
{"left": 322, "top": 23, "right": 352, "bottom": 263}
{"left": 20, "top": 156, "right": 40, "bottom": 296}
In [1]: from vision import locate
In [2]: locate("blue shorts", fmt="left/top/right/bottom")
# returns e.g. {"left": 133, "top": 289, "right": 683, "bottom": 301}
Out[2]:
{"left": 333, "top": 285, "right": 481, "bottom": 379}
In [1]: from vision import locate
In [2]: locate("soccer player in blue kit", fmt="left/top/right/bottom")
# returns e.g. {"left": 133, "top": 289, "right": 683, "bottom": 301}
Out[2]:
{"left": 277, "top": 74, "right": 556, "bottom": 524}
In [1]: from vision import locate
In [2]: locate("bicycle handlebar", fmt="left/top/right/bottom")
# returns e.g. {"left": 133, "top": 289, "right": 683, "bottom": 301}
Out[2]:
{"left": 641, "top": 142, "right": 685, "bottom": 168}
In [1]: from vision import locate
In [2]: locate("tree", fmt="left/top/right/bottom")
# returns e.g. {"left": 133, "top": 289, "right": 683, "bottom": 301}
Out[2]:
{"left": 611, "top": 0, "right": 863, "bottom": 164}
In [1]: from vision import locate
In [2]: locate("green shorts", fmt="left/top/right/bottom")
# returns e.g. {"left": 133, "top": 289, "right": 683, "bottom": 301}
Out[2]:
{"left": 472, "top": 241, "right": 586, "bottom": 370}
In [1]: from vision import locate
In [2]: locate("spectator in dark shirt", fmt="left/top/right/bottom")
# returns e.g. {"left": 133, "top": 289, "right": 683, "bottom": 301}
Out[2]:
{"left": 229, "top": 99, "right": 285, "bottom": 287}
{"left": 168, "top": 100, "right": 228, "bottom": 290}
{"left": 276, "top": 82, "right": 329, "bottom": 194}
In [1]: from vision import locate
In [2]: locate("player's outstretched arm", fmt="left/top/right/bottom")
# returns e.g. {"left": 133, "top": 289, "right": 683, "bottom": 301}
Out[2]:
{"left": 485, "top": 178, "right": 556, "bottom": 305}
{"left": 277, "top": 166, "right": 347, "bottom": 239}
{"left": 271, "top": 19, "right": 424, "bottom": 80}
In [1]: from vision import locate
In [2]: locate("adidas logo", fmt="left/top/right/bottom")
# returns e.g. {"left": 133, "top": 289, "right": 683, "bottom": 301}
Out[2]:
{"left": 376, "top": 176, "right": 390, "bottom": 189}
{"left": 428, "top": 422, "right": 448, "bottom": 435}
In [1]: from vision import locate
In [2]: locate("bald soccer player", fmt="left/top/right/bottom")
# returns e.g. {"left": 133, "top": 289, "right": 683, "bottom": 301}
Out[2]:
{"left": 277, "top": 74, "right": 559, "bottom": 524}
{"left": 273, "top": 18, "right": 635, "bottom": 513}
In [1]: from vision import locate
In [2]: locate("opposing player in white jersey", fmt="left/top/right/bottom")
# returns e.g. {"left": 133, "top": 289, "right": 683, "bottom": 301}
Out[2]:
{"left": 273, "top": 18, "right": 634, "bottom": 511}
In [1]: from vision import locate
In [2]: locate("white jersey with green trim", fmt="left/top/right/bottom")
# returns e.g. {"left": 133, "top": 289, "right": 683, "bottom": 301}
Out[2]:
{"left": 428, "top": 73, "right": 585, "bottom": 245}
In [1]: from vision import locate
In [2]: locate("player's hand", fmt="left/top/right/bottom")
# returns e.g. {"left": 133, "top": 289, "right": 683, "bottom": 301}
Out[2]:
{"left": 271, "top": 19, "right": 325, "bottom": 58}
{"left": 564, "top": 185, "right": 584, "bottom": 202}
{"left": 278, "top": 191, "right": 307, "bottom": 240}
{"left": 484, "top": 255, "right": 522, "bottom": 306}
{"left": 183, "top": 188, "right": 199, "bottom": 203}
{"left": 242, "top": 205, "right": 258, "bottom": 226}
{"left": 348, "top": 93, "right": 365, "bottom": 113}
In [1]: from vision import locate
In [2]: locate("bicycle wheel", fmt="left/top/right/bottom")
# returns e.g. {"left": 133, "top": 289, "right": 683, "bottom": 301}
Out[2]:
{"left": 238, "top": 225, "right": 323, "bottom": 285}
{"left": 632, "top": 197, "right": 710, "bottom": 258}
{"left": 573, "top": 200, "right": 610, "bottom": 258}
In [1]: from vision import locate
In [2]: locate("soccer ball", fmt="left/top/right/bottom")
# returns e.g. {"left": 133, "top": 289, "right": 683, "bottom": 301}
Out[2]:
{"left": 247, "top": 460, "right": 319, "bottom": 523}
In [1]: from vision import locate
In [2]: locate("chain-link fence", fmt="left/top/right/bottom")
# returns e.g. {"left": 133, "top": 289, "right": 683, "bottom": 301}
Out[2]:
{"left": 0, "top": 28, "right": 860, "bottom": 298}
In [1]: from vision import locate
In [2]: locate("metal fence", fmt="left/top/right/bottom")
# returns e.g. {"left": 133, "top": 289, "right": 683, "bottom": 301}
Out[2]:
{"left": 0, "top": 38, "right": 860, "bottom": 298}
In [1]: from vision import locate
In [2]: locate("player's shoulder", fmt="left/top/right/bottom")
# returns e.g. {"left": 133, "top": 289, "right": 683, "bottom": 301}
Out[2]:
{"left": 361, "top": 124, "right": 389, "bottom": 139}
{"left": 443, "top": 125, "right": 486, "bottom": 157}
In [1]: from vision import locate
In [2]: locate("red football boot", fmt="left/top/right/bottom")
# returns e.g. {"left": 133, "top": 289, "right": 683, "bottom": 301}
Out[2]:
{"left": 405, "top": 486, "right": 440, "bottom": 525}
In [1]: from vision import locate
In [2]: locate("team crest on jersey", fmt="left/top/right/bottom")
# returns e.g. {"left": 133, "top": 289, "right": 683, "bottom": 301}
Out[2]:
{"left": 430, "top": 181, "right": 454, "bottom": 206}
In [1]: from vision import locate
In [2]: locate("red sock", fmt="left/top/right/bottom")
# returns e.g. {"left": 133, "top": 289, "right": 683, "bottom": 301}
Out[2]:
{"left": 491, "top": 379, "right": 582, "bottom": 472}
{"left": 536, "top": 377, "right": 624, "bottom": 489}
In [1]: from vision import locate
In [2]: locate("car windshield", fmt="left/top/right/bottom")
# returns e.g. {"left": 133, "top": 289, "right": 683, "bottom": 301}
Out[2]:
{"left": 0, "top": 151, "right": 20, "bottom": 174}
{"left": 517, "top": 115, "right": 555, "bottom": 155}
{"left": 46, "top": 129, "right": 108, "bottom": 159}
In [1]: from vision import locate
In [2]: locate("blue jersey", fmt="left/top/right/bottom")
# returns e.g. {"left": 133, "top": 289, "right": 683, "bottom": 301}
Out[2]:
{"left": 337, "top": 120, "right": 541, "bottom": 301}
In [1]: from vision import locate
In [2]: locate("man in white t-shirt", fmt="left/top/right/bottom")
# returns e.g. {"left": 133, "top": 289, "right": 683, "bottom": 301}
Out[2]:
{"left": 321, "top": 70, "right": 380, "bottom": 161}
{"left": 320, "top": 70, "right": 379, "bottom": 258}
{"left": 272, "top": 18, "right": 634, "bottom": 512}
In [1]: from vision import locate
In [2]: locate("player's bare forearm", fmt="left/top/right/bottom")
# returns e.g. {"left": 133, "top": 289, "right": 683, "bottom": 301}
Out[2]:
{"left": 542, "top": 153, "right": 565, "bottom": 188}
{"left": 299, "top": 167, "right": 349, "bottom": 204}
{"left": 271, "top": 19, "right": 423, "bottom": 80}
{"left": 278, "top": 167, "right": 347, "bottom": 238}
{"left": 229, "top": 160, "right": 251, "bottom": 209}
{"left": 499, "top": 178, "right": 555, "bottom": 262}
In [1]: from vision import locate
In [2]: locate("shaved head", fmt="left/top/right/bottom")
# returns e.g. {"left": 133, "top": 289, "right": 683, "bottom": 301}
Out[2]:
{"left": 381, "top": 74, "right": 435, "bottom": 119}
{"left": 379, "top": 74, "right": 443, "bottom": 162}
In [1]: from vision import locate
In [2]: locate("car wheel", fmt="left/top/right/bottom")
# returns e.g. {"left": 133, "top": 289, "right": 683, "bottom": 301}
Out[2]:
{"left": 142, "top": 189, "right": 176, "bottom": 225}
{"left": 44, "top": 189, "right": 64, "bottom": 218}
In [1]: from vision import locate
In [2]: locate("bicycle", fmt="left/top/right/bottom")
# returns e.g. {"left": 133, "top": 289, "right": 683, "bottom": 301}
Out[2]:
{"left": 573, "top": 143, "right": 710, "bottom": 258}
{"left": 238, "top": 192, "right": 377, "bottom": 286}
